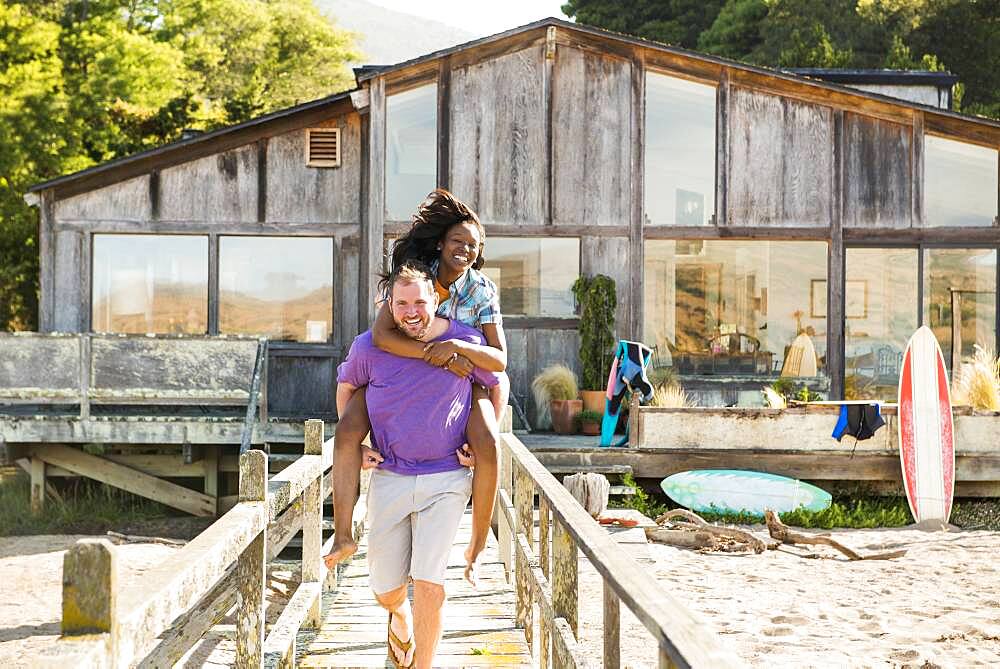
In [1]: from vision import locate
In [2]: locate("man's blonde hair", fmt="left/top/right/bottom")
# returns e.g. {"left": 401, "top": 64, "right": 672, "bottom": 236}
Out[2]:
{"left": 387, "top": 259, "right": 435, "bottom": 297}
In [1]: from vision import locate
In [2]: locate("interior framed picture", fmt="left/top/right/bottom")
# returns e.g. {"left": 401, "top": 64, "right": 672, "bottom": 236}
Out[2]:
{"left": 810, "top": 279, "right": 868, "bottom": 319}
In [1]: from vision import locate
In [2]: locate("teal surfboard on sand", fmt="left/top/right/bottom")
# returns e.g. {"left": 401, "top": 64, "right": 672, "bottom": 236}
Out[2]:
{"left": 661, "top": 470, "right": 832, "bottom": 515}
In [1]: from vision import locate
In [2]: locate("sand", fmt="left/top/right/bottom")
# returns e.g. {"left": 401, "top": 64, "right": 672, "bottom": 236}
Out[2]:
{"left": 0, "top": 534, "right": 297, "bottom": 668}
{"left": 576, "top": 525, "right": 1000, "bottom": 668}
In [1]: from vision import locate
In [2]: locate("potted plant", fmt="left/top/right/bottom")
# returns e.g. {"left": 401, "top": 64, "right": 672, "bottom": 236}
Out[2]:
{"left": 575, "top": 409, "right": 602, "bottom": 436}
{"left": 572, "top": 274, "right": 616, "bottom": 415}
{"left": 531, "top": 364, "right": 581, "bottom": 434}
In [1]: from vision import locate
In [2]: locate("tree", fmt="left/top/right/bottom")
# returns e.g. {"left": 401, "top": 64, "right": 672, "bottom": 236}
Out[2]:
{"left": 0, "top": 0, "right": 361, "bottom": 331}
{"left": 561, "top": 0, "right": 725, "bottom": 49}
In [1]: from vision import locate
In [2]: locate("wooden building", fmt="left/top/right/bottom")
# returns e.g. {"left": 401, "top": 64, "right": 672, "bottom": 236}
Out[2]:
{"left": 17, "top": 17, "right": 1000, "bottom": 419}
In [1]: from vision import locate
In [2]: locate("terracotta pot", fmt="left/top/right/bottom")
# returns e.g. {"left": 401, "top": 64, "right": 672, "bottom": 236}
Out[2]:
{"left": 580, "top": 420, "right": 601, "bottom": 436}
{"left": 580, "top": 390, "right": 606, "bottom": 414}
{"left": 550, "top": 399, "right": 582, "bottom": 434}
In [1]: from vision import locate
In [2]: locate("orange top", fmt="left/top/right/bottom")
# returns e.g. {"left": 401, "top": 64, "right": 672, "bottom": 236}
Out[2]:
{"left": 434, "top": 279, "right": 450, "bottom": 304}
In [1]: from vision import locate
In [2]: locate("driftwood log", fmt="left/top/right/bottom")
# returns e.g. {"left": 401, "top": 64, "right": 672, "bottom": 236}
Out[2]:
{"left": 764, "top": 510, "right": 907, "bottom": 560}
{"left": 563, "top": 473, "right": 610, "bottom": 518}
{"left": 105, "top": 531, "right": 187, "bottom": 547}
{"left": 649, "top": 509, "right": 775, "bottom": 554}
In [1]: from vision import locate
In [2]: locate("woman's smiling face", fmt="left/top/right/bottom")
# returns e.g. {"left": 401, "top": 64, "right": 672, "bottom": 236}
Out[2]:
{"left": 439, "top": 221, "right": 482, "bottom": 276}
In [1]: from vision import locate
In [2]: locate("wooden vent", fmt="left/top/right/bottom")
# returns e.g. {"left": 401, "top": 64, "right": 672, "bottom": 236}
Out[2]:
{"left": 306, "top": 128, "right": 340, "bottom": 167}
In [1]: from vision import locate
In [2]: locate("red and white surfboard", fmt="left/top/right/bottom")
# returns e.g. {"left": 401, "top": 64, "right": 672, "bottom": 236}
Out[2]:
{"left": 897, "top": 326, "right": 955, "bottom": 524}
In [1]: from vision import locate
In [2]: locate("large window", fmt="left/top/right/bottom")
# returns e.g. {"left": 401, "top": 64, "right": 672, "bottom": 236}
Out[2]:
{"left": 924, "top": 248, "right": 996, "bottom": 373}
{"left": 92, "top": 235, "right": 207, "bottom": 334}
{"left": 386, "top": 83, "right": 437, "bottom": 221}
{"left": 644, "top": 73, "right": 716, "bottom": 226}
{"left": 219, "top": 237, "right": 333, "bottom": 342}
{"left": 925, "top": 136, "right": 998, "bottom": 227}
{"left": 644, "top": 240, "right": 828, "bottom": 406}
{"left": 480, "top": 238, "right": 579, "bottom": 317}
{"left": 845, "top": 248, "right": 919, "bottom": 401}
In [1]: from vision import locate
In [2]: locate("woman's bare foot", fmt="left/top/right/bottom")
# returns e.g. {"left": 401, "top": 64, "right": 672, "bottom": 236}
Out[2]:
{"left": 323, "top": 539, "right": 358, "bottom": 568}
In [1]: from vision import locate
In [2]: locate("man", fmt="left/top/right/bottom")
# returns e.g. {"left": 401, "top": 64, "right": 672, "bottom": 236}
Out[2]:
{"left": 326, "top": 260, "right": 500, "bottom": 668}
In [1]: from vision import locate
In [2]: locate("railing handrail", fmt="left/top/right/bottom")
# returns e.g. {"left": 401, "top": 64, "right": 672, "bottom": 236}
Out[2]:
{"left": 498, "top": 430, "right": 745, "bottom": 668}
{"left": 50, "top": 419, "right": 331, "bottom": 668}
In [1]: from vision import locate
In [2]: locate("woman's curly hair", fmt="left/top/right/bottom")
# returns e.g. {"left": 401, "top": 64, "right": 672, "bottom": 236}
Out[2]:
{"left": 387, "top": 188, "right": 485, "bottom": 274}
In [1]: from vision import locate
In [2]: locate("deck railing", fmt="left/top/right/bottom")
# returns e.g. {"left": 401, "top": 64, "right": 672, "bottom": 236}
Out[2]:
{"left": 495, "top": 428, "right": 745, "bottom": 668}
{"left": 42, "top": 419, "right": 338, "bottom": 668}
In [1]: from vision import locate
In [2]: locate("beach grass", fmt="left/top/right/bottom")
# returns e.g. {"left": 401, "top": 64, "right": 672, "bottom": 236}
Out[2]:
{"left": 0, "top": 470, "right": 169, "bottom": 536}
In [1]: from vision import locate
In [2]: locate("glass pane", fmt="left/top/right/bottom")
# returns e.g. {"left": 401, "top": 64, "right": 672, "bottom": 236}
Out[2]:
{"left": 219, "top": 237, "right": 333, "bottom": 342}
{"left": 845, "top": 248, "right": 918, "bottom": 401}
{"left": 481, "top": 238, "right": 580, "bottom": 317}
{"left": 644, "top": 72, "right": 716, "bottom": 226}
{"left": 386, "top": 84, "right": 437, "bottom": 221}
{"left": 925, "top": 136, "right": 998, "bottom": 227}
{"left": 92, "top": 235, "right": 207, "bottom": 334}
{"left": 923, "top": 248, "right": 997, "bottom": 375}
{"left": 643, "top": 240, "right": 828, "bottom": 406}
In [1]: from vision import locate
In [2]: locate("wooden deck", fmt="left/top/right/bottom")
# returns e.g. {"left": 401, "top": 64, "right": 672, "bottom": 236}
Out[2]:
{"left": 298, "top": 509, "right": 531, "bottom": 667}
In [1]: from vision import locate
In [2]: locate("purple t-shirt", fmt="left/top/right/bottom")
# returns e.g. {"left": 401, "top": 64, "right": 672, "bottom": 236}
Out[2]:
{"left": 337, "top": 318, "right": 500, "bottom": 475}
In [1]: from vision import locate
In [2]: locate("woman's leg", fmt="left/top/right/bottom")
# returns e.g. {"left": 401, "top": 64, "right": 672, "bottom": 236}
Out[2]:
{"left": 463, "top": 376, "right": 507, "bottom": 581}
{"left": 326, "top": 387, "right": 371, "bottom": 566}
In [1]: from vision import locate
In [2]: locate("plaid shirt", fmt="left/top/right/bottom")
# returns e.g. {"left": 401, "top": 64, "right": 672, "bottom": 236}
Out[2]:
{"left": 431, "top": 260, "right": 502, "bottom": 329}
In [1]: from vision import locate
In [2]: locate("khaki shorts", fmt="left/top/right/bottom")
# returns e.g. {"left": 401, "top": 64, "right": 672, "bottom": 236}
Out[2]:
{"left": 366, "top": 467, "right": 472, "bottom": 594}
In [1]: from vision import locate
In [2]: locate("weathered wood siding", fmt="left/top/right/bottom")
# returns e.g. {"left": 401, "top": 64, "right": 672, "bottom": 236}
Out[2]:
{"left": 90, "top": 338, "right": 258, "bottom": 394}
{"left": 53, "top": 230, "right": 85, "bottom": 331}
{"left": 552, "top": 48, "right": 632, "bottom": 227}
{"left": 159, "top": 145, "right": 258, "bottom": 222}
{"left": 265, "top": 114, "right": 362, "bottom": 224}
{"left": 335, "top": 234, "right": 361, "bottom": 352}
{"left": 843, "top": 113, "right": 912, "bottom": 228}
{"left": 54, "top": 175, "right": 152, "bottom": 221}
{"left": 449, "top": 47, "right": 547, "bottom": 225}
{"left": 266, "top": 348, "right": 337, "bottom": 419}
{"left": 506, "top": 327, "right": 581, "bottom": 426}
{"left": 0, "top": 335, "right": 79, "bottom": 393}
{"left": 727, "top": 87, "right": 833, "bottom": 227}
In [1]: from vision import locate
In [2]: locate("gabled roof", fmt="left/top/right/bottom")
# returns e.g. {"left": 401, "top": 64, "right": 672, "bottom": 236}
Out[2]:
{"left": 28, "top": 89, "right": 355, "bottom": 198}
{"left": 29, "top": 16, "right": 998, "bottom": 200}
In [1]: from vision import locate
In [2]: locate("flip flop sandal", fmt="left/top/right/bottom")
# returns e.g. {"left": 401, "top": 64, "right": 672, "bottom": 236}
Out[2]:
{"left": 387, "top": 611, "right": 414, "bottom": 669}
{"left": 599, "top": 516, "right": 639, "bottom": 527}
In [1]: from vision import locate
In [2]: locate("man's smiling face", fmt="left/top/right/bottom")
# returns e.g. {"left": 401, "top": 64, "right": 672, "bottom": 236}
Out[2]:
{"left": 390, "top": 279, "right": 438, "bottom": 340}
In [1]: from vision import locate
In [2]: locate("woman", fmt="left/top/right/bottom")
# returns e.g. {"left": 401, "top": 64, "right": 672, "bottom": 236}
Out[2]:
{"left": 325, "top": 189, "right": 509, "bottom": 588}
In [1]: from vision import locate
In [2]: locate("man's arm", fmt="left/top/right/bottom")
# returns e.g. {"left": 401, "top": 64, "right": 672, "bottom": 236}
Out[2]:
{"left": 336, "top": 382, "right": 357, "bottom": 417}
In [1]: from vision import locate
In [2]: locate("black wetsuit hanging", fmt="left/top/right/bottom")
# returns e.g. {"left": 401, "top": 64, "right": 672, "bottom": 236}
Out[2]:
{"left": 831, "top": 404, "right": 886, "bottom": 442}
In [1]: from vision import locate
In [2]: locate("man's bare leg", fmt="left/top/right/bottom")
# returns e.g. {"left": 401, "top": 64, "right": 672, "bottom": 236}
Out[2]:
{"left": 463, "top": 380, "right": 504, "bottom": 583}
{"left": 412, "top": 579, "right": 446, "bottom": 669}
{"left": 324, "top": 388, "right": 370, "bottom": 567}
{"left": 375, "top": 584, "right": 415, "bottom": 667}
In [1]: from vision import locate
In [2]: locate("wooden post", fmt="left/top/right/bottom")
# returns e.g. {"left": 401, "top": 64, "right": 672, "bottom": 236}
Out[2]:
{"left": 30, "top": 457, "right": 45, "bottom": 513}
{"left": 302, "top": 420, "right": 323, "bottom": 628}
{"left": 604, "top": 582, "right": 621, "bottom": 669}
{"left": 62, "top": 538, "right": 117, "bottom": 652}
{"left": 552, "top": 516, "right": 578, "bottom": 636}
{"left": 79, "top": 334, "right": 91, "bottom": 421}
{"left": 237, "top": 450, "right": 267, "bottom": 668}
{"left": 204, "top": 447, "right": 220, "bottom": 516}
{"left": 513, "top": 464, "right": 534, "bottom": 650}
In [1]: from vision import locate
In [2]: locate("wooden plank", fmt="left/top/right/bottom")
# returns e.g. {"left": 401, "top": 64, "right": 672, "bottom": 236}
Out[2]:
{"left": 604, "top": 583, "right": 621, "bottom": 669}
{"left": 256, "top": 138, "right": 267, "bottom": 223}
{"left": 437, "top": 57, "right": 452, "bottom": 191}
{"left": 551, "top": 514, "right": 578, "bottom": 636}
{"left": 30, "top": 457, "right": 45, "bottom": 513}
{"left": 716, "top": 69, "right": 729, "bottom": 225}
{"left": 911, "top": 111, "right": 925, "bottom": 227}
{"left": 383, "top": 222, "right": 630, "bottom": 237}
{"left": 449, "top": 46, "right": 547, "bottom": 225}
{"left": 33, "top": 445, "right": 216, "bottom": 516}
{"left": 262, "top": 582, "right": 322, "bottom": 669}
{"left": 204, "top": 447, "right": 219, "bottom": 511}
{"left": 53, "top": 174, "right": 151, "bottom": 222}
{"left": 828, "top": 109, "right": 845, "bottom": 399}
{"left": 513, "top": 465, "right": 533, "bottom": 649}
{"left": 207, "top": 234, "right": 219, "bottom": 335}
{"left": 302, "top": 419, "right": 324, "bottom": 627}
{"left": 39, "top": 190, "right": 55, "bottom": 331}
{"left": 629, "top": 50, "right": 645, "bottom": 339}
{"left": 843, "top": 112, "right": 912, "bottom": 228}
{"left": 0, "top": 334, "right": 79, "bottom": 395}
{"left": 53, "top": 229, "right": 83, "bottom": 332}
{"left": 552, "top": 46, "right": 631, "bottom": 227}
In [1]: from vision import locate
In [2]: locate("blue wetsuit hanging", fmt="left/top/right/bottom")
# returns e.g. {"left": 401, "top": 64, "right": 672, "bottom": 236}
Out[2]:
{"left": 832, "top": 403, "right": 886, "bottom": 441}
{"left": 600, "top": 340, "right": 655, "bottom": 447}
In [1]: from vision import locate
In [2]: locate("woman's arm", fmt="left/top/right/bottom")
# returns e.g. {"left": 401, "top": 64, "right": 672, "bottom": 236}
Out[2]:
{"left": 423, "top": 321, "right": 508, "bottom": 372}
{"left": 370, "top": 301, "right": 426, "bottom": 359}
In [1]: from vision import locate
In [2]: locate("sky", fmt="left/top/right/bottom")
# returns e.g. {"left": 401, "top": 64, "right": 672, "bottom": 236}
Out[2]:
{"left": 365, "top": 0, "right": 572, "bottom": 37}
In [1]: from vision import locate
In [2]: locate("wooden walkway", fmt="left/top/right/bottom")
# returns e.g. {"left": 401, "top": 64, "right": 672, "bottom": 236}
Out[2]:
{"left": 297, "top": 509, "right": 532, "bottom": 667}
